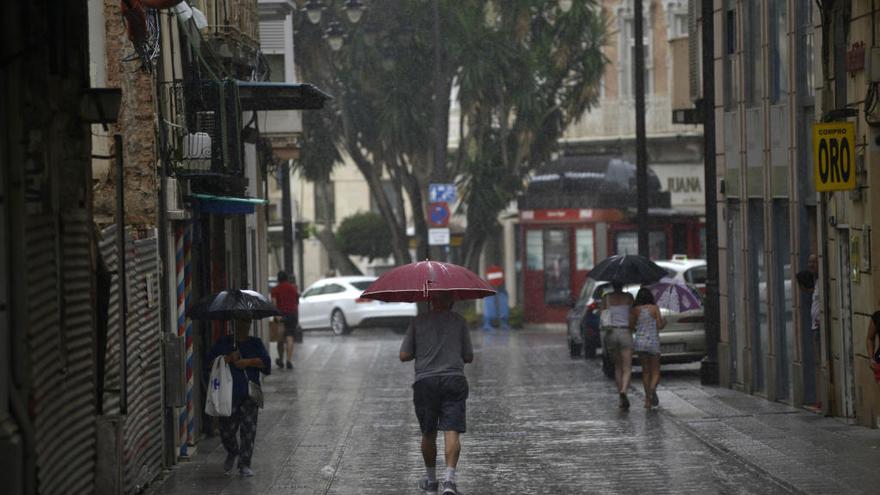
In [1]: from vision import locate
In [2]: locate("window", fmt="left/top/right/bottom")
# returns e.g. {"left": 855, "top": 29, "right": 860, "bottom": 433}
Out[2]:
{"left": 620, "top": 13, "right": 653, "bottom": 98}
{"left": 370, "top": 180, "right": 401, "bottom": 220}
{"left": 748, "top": 199, "right": 767, "bottom": 392}
{"left": 302, "top": 286, "right": 324, "bottom": 298}
{"left": 350, "top": 281, "right": 374, "bottom": 291}
{"left": 724, "top": 2, "right": 739, "bottom": 108}
{"left": 744, "top": 0, "right": 764, "bottom": 107}
{"left": 265, "top": 54, "right": 286, "bottom": 83}
{"left": 526, "top": 230, "right": 543, "bottom": 270}
{"left": 668, "top": 12, "right": 688, "bottom": 39}
{"left": 796, "top": 0, "right": 815, "bottom": 101}
{"left": 685, "top": 266, "right": 707, "bottom": 285}
{"left": 575, "top": 228, "right": 595, "bottom": 270}
{"left": 769, "top": 0, "right": 789, "bottom": 103}
{"left": 314, "top": 181, "right": 336, "bottom": 225}
{"left": 614, "top": 230, "right": 667, "bottom": 259}
{"left": 543, "top": 229, "right": 571, "bottom": 305}
{"left": 322, "top": 284, "right": 345, "bottom": 295}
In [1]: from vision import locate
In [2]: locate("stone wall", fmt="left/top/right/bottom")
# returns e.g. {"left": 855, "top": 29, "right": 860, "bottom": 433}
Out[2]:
{"left": 92, "top": 0, "right": 158, "bottom": 227}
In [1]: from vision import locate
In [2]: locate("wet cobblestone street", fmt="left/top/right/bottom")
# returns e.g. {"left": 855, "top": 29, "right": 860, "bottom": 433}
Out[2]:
{"left": 152, "top": 328, "right": 880, "bottom": 494}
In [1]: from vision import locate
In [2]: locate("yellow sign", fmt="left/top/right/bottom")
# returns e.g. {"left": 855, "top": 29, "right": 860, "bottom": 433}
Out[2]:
{"left": 813, "top": 122, "right": 856, "bottom": 192}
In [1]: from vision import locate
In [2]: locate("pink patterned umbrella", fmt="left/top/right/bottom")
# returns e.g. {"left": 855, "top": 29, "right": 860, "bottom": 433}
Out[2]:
{"left": 650, "top": 277, "right": 702, "bottom": 313}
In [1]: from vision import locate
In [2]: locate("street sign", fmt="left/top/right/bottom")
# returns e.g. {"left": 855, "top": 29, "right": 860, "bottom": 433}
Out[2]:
{"left": 486, "top": 264, "right": 504, "bottom": 287}
{"left": 813, "top": 122, "right": 856, "bottom": 192}
{"left": 428, "top": 228, "right": 450, "bottom": 246}
{"left": 428, "top": 202, "right": 450, "bottom": 227}
{"left": 429, "top": 183, "right": 457, "bottom": 203}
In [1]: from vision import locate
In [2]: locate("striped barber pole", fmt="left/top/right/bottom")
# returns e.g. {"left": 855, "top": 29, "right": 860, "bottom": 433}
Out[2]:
{"left": 175, "top": 223, "right": 195, "bottom": 456}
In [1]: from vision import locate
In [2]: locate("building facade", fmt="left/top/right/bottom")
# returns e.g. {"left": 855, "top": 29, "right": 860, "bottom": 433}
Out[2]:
{"left": 709, "top": 0, "right": 880, "bottom": 427}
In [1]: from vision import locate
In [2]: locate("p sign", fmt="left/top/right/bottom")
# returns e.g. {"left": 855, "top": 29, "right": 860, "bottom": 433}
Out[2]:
{"left": 813, "top": 122, "right": 856, "bottom": 192}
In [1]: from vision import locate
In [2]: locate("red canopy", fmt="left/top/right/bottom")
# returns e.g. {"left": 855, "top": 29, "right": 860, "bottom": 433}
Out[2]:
{"left": 360, "top": 260, "right": 496, "bottom": 302}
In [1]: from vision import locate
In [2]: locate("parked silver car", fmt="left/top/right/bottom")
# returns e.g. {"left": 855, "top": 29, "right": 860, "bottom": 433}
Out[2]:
{"left": 298, "top": 276, "right": 417, "bottom": 335}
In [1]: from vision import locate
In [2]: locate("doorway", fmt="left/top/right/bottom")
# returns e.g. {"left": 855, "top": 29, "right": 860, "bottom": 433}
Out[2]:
{"left": 835, "top": 229, "right": 856, "bottom": 418}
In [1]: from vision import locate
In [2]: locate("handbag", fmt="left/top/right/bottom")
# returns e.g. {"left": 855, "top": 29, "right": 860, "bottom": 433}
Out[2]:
{"left": 248, "top": 379, "right": 264, "bottom": 409}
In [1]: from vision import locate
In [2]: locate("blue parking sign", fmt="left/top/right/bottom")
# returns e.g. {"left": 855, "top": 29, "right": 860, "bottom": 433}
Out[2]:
{"left": 429, "top": 183, "right": 456, "bottom": 204}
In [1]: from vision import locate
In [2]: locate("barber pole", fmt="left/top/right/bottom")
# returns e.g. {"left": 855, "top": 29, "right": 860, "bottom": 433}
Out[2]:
{"left": 175, "top": 223, "right": 195, "bottom": 456}
{"left": 175, "top": 226, "right": 186, "bottom": 456}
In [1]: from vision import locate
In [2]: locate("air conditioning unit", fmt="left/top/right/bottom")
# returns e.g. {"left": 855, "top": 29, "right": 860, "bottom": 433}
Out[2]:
{"left": 182, "top": 132, "right": 212, "bottom": 171}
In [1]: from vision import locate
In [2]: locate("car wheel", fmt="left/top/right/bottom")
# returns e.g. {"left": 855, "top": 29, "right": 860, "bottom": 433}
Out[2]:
{"left": 583, "top": 342, "right": 597, "bottom": 359}
{"left": 569, "top": 339, "right": 582, "bottom": 358}
{"left": 330, "top": 309, "right": 350, "bottom": 336}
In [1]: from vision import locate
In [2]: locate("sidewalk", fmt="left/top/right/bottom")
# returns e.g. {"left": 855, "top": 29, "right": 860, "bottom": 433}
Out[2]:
{"left": 653, "top": 381, "right": 880, "bottom": 494}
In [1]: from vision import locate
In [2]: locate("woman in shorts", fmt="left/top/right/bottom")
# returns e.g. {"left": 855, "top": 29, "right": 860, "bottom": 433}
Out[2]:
{"left": 630, "top": 287, "right": 666, "bottom": 408}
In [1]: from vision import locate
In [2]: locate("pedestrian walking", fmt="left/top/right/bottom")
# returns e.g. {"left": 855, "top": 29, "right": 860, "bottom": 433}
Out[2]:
{"left": 630, "top": 287, "right": 666, "bottom": 408}
{"left": 867, "top": 309, "right": 880, "bottom": 383}
{"left": 271, "top": 271, "right": 299, "bottom": 369}
{"left": 399, "top": 292, "right": 474, "bottom": 495}
{"left": 601, "top": 280, "right": 635, "bottom": 409}
{"left": 206, "top": 318, "right": 271, "bottom": 477}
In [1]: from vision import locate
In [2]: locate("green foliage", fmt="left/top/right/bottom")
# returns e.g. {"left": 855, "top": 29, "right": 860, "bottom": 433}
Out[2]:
{"left": 335, "top": 211, "right": 392, "bottom": 261}
{"left": 294, "top": 1, "right": 608, "bottom": 268}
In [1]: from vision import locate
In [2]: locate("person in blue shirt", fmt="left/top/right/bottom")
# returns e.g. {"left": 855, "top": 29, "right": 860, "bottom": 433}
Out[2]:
{"left": 206, "top": 318, "right": 271, "bottom": 477}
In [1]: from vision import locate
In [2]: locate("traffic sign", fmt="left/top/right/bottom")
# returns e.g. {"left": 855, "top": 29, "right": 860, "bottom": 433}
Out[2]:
{"left": 486, "top": 264, "right": 504, "bottom": 287}
{"left": 429, "top": 183, "right": 457, "bottom": 203}
{"left": 813, "top": 122, "right": 856, "bottom": 192}
{"left": 428, "top": 202, "right": 450, "bottom": 227}
{"left": 428, "top": 228, "right": 450, "bottom": 246}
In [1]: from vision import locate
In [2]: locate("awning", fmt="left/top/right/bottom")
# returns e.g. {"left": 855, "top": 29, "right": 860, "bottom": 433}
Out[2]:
{"left": 236, "top": 81, "right": 333, "bottom": 111}
{"left": 190, "top": 193, "right": 268, "bottom": 215}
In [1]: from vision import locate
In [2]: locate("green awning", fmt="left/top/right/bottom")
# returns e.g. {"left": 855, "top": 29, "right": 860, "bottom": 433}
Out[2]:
{"left": 190, "top": 193, "right": 268, "bottom": 205}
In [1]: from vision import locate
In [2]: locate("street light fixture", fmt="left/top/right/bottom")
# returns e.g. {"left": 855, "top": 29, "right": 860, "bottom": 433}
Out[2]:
{"left": 325, "top": 20, "right": 345, "bottom": 51}
{"left": 344, "top": 0, "right": 365, "bottom": 24}
{"left": 558, "top": 0, "right": 573, "bottom": 13}
{"left": 306, "top": 0, "right": 324, "bottom": 24}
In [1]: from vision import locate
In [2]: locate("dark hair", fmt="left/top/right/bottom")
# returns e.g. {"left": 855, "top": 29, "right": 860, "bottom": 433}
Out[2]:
{"left": 277, "top": 271, "right": 289, "bottom": 282}
{"left": 796, "top": 270, "right": 815, "bottom": 290}
{"left": 611, "top": 280, "right": 624, "bottom": 292}
{"left": 634, "top": 287, "right": 655, "bottom": 306}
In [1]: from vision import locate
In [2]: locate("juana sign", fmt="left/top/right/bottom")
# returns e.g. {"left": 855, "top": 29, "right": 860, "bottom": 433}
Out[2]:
{"left": 812, "top": 122, "right": 856, "bottom": 192}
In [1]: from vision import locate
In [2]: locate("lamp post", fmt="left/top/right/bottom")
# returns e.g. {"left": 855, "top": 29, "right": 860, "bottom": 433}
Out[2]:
{"left": 304, "top": 0, "right": 365, "bottom": 51}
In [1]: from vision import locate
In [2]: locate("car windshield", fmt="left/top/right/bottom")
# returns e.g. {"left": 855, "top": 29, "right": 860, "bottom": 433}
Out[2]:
{"left": 350, "top": 281, "right": 374, "bottom": 291}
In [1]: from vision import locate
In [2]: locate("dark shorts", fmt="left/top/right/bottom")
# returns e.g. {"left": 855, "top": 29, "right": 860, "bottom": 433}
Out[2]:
{"left": 412, "top": 375, "right": 469, "bottom": 434}
{"left": 282, "top": 313, "right": 299, "bottom": 338}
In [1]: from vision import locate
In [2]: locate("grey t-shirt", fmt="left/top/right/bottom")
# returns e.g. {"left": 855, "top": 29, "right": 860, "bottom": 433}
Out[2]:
{"left": 400, "top": 310, "right": 474, "bottom": 384}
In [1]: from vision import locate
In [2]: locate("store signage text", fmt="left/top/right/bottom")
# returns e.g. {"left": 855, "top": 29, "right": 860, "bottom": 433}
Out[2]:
{"left": 812, "top": 122, "right": 856, "bottom": 192}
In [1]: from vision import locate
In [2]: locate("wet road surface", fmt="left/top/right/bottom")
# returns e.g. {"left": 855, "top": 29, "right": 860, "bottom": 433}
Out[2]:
{"left": 151, "top": 328, "right": 872, "bottom": 494}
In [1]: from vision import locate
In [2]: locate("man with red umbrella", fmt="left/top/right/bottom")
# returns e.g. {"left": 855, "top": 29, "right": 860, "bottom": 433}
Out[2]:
{"left": 361, "top": 259, "right": 493, "bottom": 495}
{"left": 399, "top": 291, "right": 474, "bottom": 495}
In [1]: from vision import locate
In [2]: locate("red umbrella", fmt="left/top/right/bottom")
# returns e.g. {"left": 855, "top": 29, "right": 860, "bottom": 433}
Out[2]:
{"left": 360, "top": 260, "right": 497, "bottom": 302}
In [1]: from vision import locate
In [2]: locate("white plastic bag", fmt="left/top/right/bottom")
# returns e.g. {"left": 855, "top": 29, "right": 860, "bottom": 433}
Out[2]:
{"left": 205, "top": 356, "right": 233, "bottom": 417}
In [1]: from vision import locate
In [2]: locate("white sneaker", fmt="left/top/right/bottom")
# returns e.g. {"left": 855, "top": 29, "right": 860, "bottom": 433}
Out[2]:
{"left": 239, "top": 466, "right": 254, "bottom": 477}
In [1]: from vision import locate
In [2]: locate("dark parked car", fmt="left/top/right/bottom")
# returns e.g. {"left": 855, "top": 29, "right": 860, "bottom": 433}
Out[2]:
{"left": 566, "top": 278, "right": 607, "bottom": 359}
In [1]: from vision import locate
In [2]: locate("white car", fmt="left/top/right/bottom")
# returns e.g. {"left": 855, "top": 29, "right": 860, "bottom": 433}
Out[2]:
{"left": 655, "top": 258, "right": 707, "bottom": 294}
{"left": 297, "top": 276, "right": 417, "bottom": 335}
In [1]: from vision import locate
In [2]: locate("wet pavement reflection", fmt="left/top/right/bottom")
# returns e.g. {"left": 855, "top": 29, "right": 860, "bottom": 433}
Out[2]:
{"left": 152, "top": 328, "right": 798, "bottom": 494}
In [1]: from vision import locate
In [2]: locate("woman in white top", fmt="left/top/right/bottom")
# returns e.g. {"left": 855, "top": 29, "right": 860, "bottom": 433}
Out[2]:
{"left": 601, "top": 280, "right": 635, "bottom": 409}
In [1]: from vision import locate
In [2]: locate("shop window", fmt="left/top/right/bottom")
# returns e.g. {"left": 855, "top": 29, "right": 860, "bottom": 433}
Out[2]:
{"left": 615, "top": 230, "right": 668, "bottom": 259}
{"left": 769, "top": 0, "right": 789, "bottom": 103}
{"left": 744, "top": 0, "right": 764, "bottom": 108}
{"left": 543, "top": 229, "right": 570, "bottom": 305}
{"left": 575, "top": 228, "right": 595, "bottom": 270}
{"left": 728, "top": 202, "right": 742, "bottom": 383}
{"left": 526, "top": 230, "right": 543, "bottom": 270}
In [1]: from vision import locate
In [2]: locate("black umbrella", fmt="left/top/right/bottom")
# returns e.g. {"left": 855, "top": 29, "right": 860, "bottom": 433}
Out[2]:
{"left": 588, "top": 254, "right": 668, "bottom": 286}
{"left": 189, "top": 289, "right": 281, "bottom": 320}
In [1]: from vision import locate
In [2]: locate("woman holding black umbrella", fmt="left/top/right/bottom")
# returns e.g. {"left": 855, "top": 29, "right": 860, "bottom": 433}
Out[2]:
{"left": 601, "top": 280, "right": 635, "bottom": 409}
{"left": 206, "top": 318, "right": 271, "bottom": 477}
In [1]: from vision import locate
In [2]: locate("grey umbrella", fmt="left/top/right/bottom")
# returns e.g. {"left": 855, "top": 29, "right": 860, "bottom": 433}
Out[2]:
{"left": 189, "top": 289, "right": 281, "bottom": 321}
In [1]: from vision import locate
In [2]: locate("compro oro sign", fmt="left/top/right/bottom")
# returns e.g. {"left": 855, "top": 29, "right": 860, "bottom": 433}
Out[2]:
{"left": 813, "top": 122, "right": 856, "bottom": 192}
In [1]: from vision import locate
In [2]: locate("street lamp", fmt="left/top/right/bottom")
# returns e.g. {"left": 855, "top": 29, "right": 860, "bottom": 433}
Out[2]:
{"left": 325, "top": 20, "right": 345, "bottom": 51}
{"left": 306, "top": 0, "right": 324, "bottom": 24}
{"left": 344, "top": 0, "right": 365, "bottom": 23}
{"left": 306, "top": 0, "right": 367, "bottom": 51}
{"left": 558, "top": 0, "right": 574, "bottom": 13}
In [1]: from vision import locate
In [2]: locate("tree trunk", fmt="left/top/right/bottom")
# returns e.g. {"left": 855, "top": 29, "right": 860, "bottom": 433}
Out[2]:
{"left": 401, "top": 166, "right": 429, "bottom": 261}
